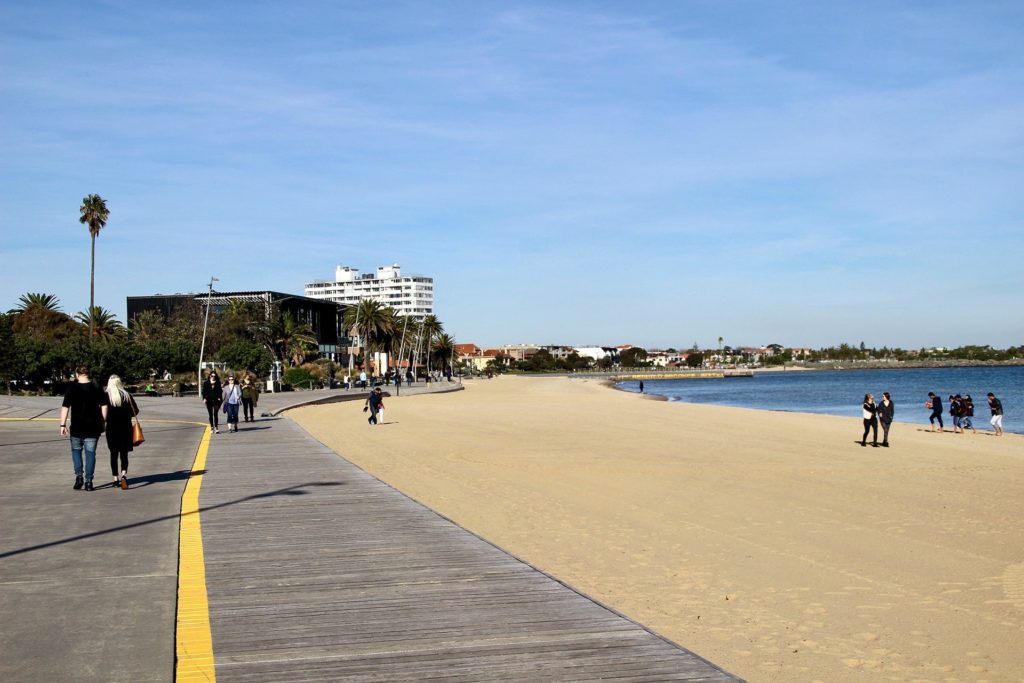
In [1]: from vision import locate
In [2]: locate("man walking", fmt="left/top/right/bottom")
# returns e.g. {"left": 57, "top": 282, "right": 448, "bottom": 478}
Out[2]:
{"left": 987, "top": 393, "right": 1004, "bottom": 436}
{"left": 365, "top": 387, "right": 382, "bottom": 425}
{"left": 60, "top": 365, "right": 109, "bottom": 491}
{"left": 927, "top": 392, "right": 943, "bottom": 432}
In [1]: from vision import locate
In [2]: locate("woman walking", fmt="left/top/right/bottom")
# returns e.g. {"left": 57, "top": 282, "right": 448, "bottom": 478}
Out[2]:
{"left": 105, "top": 375, "right": 139, "bottom": 490}
{"left": 861, "top": 393, "right": 878, "bottom": 447}
{"left": 241, "top": 376, "right": 260, "bottom": 422}
{"left": 201, "top": 371, "right": 223, "bottom": 433}
{"left": 223, "top": 375, "right": 242, "bottom": 432}
{"left": 949, "top": 394, "right": 963, "bottom": 433}
{"left": 878, "top": 392, "right": 895, "bottom": 447}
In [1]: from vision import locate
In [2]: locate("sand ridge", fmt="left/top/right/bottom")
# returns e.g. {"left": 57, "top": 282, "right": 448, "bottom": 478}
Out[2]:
{"left": 292, "top": 375, "right": 1024, "bottom": 682}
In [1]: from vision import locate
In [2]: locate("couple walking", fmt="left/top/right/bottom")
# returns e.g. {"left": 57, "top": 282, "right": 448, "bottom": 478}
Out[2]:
{"left": 861, "top": 392, "right": 894, "bottom": 447}
{"left": 60, "top": 365, "right": 139, "bottom": 491}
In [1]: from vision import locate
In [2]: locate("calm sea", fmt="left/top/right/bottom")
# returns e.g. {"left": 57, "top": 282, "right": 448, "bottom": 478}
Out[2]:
{"left": 618, "top": 366, "right": 1023, "bottom": 434}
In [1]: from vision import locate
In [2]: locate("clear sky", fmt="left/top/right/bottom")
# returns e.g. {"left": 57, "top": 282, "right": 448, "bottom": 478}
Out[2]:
{"left": 2, "top": 1, "right": 1022, "bottom": 350}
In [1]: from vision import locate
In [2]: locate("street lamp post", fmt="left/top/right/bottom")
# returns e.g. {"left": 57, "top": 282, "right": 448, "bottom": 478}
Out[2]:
{"left": 198, "top": 276, "right": 219, "bottom": 385}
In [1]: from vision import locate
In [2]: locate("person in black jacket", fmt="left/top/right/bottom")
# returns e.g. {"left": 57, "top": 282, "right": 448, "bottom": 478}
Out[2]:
{"left": 878, "top": 392, "right": 895, "bottom": 447}
{"left": 861, "top": 393, "right": 878, "bottom": 447}
{"left": 105, "top": 375, "right": 139, "bottom": 490}
{"left": 987, "top": 393, "right": 1004, "bottom": 436}
{"left": 201, "top": 371, "right": 223, "bottom": 433}
{"left": 927, "top": 392, "right": 943, "bottom": 432}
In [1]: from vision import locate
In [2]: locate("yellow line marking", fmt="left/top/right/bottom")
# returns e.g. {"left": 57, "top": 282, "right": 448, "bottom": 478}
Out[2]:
{"left": 176, "top": 425, "right": 216, "bottom": 682}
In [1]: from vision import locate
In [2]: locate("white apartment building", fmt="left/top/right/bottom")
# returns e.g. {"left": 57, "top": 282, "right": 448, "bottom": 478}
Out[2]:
{"left": 304, "top": 264, "right": 434, "bottom": 317}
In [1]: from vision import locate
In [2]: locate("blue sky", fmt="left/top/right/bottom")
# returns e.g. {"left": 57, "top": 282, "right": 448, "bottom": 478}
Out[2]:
{"left": 2, "top": 1, "right": 1022, "bottom": 349}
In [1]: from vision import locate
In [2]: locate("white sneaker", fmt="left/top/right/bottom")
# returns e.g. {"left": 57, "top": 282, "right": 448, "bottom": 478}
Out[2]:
{"left": 214, "top": 428, "right": 219, "bottom": 434}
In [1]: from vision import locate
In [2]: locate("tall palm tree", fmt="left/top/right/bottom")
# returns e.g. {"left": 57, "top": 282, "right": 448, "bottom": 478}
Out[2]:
{"left": 418, "top": 315, "right": 443, "bottom": 375}
{"left": 79, "top": 194, "right": 110, "bottom": 337}
{"left": 75, "top": 306, "right": 124, "bottom": 338}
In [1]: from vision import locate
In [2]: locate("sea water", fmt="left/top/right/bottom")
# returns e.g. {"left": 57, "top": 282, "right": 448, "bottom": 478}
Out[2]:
{"left": 619, "top": 365, "right": 1023, "bottom": 434}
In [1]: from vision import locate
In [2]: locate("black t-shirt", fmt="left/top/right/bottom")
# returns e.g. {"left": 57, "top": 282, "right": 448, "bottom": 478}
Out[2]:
{"left": 62, "top": 381, "right": 109, "bottom": 437}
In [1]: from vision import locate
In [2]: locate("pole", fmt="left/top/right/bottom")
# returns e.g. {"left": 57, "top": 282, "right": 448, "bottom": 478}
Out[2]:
{"left": 198, "top": 276, "right": 218, "bottom": 385}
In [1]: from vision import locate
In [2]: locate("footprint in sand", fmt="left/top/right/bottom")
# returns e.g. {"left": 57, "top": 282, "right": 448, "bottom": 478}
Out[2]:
{"left": 1001, "top": 561, "right": 1024, "bottom": 609}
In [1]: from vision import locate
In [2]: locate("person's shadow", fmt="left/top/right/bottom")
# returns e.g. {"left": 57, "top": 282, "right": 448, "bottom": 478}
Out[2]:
{"left": 125, "top": 468, "right": 205, "bottom": 489}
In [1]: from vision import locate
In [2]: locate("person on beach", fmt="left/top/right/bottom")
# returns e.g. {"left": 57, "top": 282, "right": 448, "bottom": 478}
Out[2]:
{"left": 365, "top": 387, "right": 382, "bottom": 425}
{"left": 105, "top": 375, "right": 139, "bottom": 490}
{"left": 949, "top": 394, "right": 963, "bottom": 433}
{"left": 241, "top": 376, "right": 260, "bottom": 423}
{"left": 375, "top": 387, "right": 385, "bottom": 424}
{"left": 878, "top": 392, "right": 895, "bottom": 447}
{"left": 201, "top": 371, "right": 223, "bottom": 433}
{"left": 962, "top": 395, "right": 976, "bottom": 433}
{"left": 927, "top": 392, "right": 943, "bottom": 432}
{"left": 60, "top": 365, "right": 109, "bottom": 491}
{"left": 223, "top": 375, "right": 242, "bottom": 432}
{"left": 987, "top": 393, "right": 1004, "bottom": 436}
{"left": 394, "top": 371, "right": 401, "bottom": 396}
{"left": 861, "top": 393, "right": 878, "bottom": 447}
{"left": 639, "top": 380, "right": 644, "bottom": 394}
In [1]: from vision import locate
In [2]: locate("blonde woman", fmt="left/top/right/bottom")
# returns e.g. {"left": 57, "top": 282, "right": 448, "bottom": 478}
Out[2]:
{"left": 105, "top": 375, "right": 139, "bottom": 490}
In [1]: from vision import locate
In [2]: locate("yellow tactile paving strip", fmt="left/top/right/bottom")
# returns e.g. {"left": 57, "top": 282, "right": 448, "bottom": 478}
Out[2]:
{"left": 176, "top": 426, "right": 216, "bottom": 682}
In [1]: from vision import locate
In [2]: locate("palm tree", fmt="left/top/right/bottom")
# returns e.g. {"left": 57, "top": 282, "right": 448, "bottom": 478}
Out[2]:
{"left": 342, "top": 300, "right": 394, "bottom": 375}
{"left": 275, "top": 313, "right": 318, "bottom": 367}
{"left": 11, "top": 292, "right": 62, "bottom": 314}
{"left": 10, "top": 292, "right": 76, "bottom": 341}
{"left": 75, "top": 306, "right": 124, "bottom": 338}
{"left": 432, "top": 333, "right": 456, "bottom": 377}
{"left": 79, "top": 194, "right": 110, "bottom": 337}
{"left": 418, "top": 315, "right": 443, "bottom": 375}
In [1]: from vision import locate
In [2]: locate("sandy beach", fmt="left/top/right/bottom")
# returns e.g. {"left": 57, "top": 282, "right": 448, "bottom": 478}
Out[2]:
{"left": 292, "top": 376, "right": 1024, "bottom": 682}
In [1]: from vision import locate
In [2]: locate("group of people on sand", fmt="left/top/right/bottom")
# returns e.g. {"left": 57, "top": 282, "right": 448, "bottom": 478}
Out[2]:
{"left": 201, "top": 370, "right": 261, "bottom": 433}
{"left": 926, "top": 391, "right": 1003, "bottom": 436}
{"left": 861, "top": 390, "right": 1006, "bottom": 447}
{"left": 60, "top": 365, "right": 139, "bottom": 491}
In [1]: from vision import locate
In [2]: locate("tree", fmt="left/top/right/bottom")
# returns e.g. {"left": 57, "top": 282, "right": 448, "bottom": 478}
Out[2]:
{"left": 342, "top": 300, "right": 394, "bottom": 373}
{"left": 431, "top": 333, "right": 456, "bottom": 376}
{"left": 275, "top": 313, "right": 318, "bottom": 367}
{"left": 79, "top": 194, "right": 110, "bottom": 338}
{"left": 75, "top": 306, "right": 124, "bottom": 338}
{"left": 418, "top": 315, "right": 444, "bottom": 375}
{"left": 620, "top": 347, "right": 648, "bottom": 367}
{"left": 11, "top": 292, "right": 62, "bottom": 314}
{"left": 686, "top": 353, "right": 704, "bottom": 368}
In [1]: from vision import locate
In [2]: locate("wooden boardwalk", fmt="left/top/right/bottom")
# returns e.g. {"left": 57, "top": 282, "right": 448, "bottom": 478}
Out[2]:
{"left": 199, "top": 416, "right": 741, "bottom": 681}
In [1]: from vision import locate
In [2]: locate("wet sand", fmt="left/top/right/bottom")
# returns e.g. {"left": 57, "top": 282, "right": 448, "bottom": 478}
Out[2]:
{"left": 292, "top": 375, "right": 1024, "bottom": 682}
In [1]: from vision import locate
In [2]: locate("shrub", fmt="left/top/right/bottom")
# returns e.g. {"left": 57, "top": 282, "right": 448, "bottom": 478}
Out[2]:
{"left": 282, "top": 366, "right": 315, "bottom": 389}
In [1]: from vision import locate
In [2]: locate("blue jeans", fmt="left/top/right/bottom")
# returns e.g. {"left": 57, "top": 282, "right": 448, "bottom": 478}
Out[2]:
{"left": 225, "top": 402, "right": 239, "bottom": 424}
{"left": 70, "top": 436, "right": 98, "bottom": 480}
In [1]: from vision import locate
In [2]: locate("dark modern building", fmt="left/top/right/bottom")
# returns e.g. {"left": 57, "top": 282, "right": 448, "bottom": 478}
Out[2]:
{"left": 126, "top": 291, "right": 349, "bottom": 360}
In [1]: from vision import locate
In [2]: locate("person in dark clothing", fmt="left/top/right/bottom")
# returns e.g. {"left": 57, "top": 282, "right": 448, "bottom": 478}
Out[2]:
{"left": 961, "top": 395, "right": 976, "bottom": 433}
{"left": 365, "top": 387, "right": 382, "bottom": 425}
{"left": 639, "top": 380, "right": 645, "bottom": 394}
{"left": 241, "top": 376, "right": 260, "bottom": 422}
{"left": 861, "top": 393, "right": 878, "bottom": 446}
{"left": 60, "top": 365, "right": 109, "bottom": 491}
{"left": 394, "top": 372, "right": 401, "bottom": 396}
{"left": 878, "top": 392, "right": 895, "bottom": 447}
{"left": 987, "top": 393, "right": 1004, "bottom": 436}
{"left": 105, "top": 374, "right": 139, "bottom": 490}
{"left": 949, "top": 394, "right": 963, "bottom": 433}
{"left": 927, "top": 392, "right": 943, "bottom": 432}
{"left": 201, "top": 371, "right": 223, "bottom": 433}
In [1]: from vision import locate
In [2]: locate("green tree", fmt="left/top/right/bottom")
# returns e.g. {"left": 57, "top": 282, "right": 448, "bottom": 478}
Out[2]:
{"left": 276, "top": 313, "right": 318, "bottom": 366}
{"left": 342, "top": 300, "right": 395, "bottom": 373}
{"left": 0, "top": 313, "right": 15, "bottom": 393}
{"left": 217, "top": 339, "right": 273, "bottom": 376}
{"left": 79, "top": 194, "right": 109, "bottom": 337}
{"left": 11, "top": 292, "right": 63, "bottom": 314}
{"left": 686, "top": 353, "right": 704, "bottom": 368}
{"left": 620, "top": 347, "right": 648, "bottom": 367}
{"left": 75, "top": 306, "right": 124, "bottom": 338}
{"left": 431, "top": 333, "right": 456, "bottom": 376}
